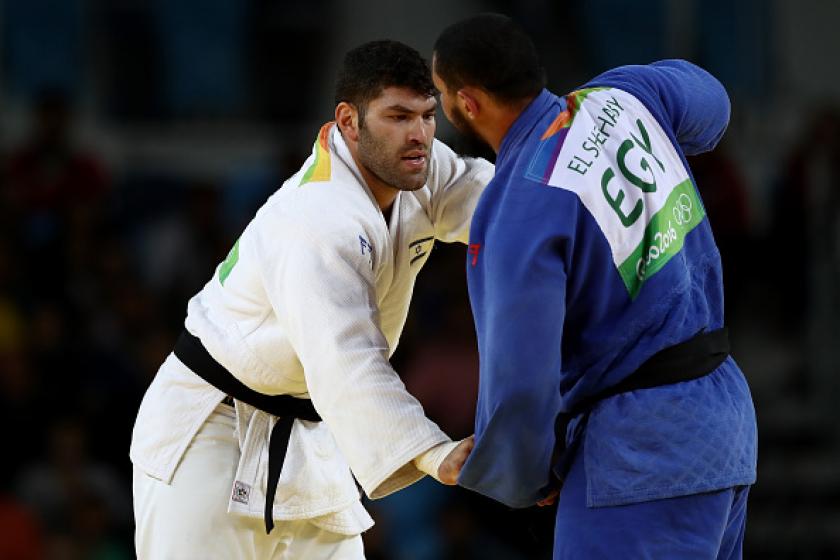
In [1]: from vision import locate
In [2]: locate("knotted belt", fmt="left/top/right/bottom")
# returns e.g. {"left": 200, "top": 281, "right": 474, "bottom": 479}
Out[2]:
{"left": 550, "top": 327, "right": 731, "bottom": 488}
{"left": 173, "top": 330, "right": 322, "bottom": 534}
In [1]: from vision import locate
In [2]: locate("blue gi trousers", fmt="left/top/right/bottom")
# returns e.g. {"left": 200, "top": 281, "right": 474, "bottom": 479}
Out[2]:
{"left": 553, "top": 442, "right": 750, "bottom": 559}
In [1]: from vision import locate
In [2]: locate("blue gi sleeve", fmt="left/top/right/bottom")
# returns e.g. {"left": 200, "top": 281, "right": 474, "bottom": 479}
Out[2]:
{"left": 457, "top": 196, "right": 567, "bottom": 508}
{"left": 587, "top": 59, "right": 731, "bottom": 156}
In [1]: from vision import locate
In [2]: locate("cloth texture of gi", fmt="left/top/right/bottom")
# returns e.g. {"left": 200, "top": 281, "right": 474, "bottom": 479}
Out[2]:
{"left": 133, "top": 404, "right": 366, "bottom": 559}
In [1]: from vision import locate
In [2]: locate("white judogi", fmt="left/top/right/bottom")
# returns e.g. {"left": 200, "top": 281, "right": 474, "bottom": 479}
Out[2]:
{"left": 130, "top": 122, "right": 493, "bottom": 554}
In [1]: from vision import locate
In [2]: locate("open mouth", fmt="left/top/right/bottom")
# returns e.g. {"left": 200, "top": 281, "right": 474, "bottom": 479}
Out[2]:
{"left": 401, "top": 153, "right": 427, "bottom": 167}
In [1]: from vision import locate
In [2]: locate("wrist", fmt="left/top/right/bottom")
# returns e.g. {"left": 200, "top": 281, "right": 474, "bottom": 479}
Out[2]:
{"left": 413, "top": 440, "right": 460, "bottom": 482}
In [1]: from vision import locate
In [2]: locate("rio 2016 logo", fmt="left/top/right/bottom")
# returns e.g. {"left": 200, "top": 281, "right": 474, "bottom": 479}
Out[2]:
{"left": 635, "top": 193, "right": 693, "bottom": 282}
{"left": 672, "top": 193, "right": 693, "bottom": 225}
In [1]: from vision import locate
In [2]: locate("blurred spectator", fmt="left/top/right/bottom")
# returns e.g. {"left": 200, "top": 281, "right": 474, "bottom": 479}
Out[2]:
{"left": 15, "top": 419, "right": 132, "bottom": 534}
{"left": 135, "top": 180, "right": 230, "bottom": 318}
{"left": 3, "top": 89, "right": 110, "bottom": 299}
{"left": 5, "top": 89, "right": 108, "bottom": 222}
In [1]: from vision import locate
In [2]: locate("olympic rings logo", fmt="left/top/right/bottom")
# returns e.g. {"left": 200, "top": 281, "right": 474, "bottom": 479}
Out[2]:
{"left": 672, "top": 193, "right": 692, "bottom": 225}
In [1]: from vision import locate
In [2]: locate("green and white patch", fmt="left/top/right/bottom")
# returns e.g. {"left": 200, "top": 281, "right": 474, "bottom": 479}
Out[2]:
{"left": 218, "top": 238, "right": 240, "bottom": 286}
{"left": 545, "top": 89, "right": 704, "bottom": 298}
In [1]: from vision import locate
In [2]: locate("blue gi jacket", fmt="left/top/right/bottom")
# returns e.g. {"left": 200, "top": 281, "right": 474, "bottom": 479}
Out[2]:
{"left": 458, "top": 60, "right": 757, "bottom": 508}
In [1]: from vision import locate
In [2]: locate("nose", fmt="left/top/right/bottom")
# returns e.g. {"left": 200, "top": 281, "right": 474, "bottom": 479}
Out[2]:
{"left": 407, "top": 117, "right": 432, "bottom": 145}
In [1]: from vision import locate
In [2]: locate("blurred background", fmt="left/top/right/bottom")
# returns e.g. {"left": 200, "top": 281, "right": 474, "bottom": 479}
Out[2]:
{"left": 1, "top": 0, "right": 839, "bottom": 558}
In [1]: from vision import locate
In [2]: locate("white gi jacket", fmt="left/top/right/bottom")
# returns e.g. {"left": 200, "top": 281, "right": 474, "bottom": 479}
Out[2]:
{"left": 130, "top": 123, "right": 493, "bottom": 535}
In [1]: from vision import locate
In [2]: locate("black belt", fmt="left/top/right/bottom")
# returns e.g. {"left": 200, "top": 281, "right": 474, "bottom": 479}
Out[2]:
{"left": 173, "top": 329, "right": 321, "bottom": 534}
{"left": 550, "top": 327, "right": 730, "bottom": 487}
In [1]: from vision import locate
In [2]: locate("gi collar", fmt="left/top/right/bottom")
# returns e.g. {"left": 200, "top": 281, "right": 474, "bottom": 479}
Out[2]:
{"left": 497, "top": 89, "right": 556, "bottom": 167}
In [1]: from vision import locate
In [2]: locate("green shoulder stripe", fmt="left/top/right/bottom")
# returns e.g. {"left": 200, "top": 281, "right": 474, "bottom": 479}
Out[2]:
{"left": 218, "top": 238, "right": 240, "bottom": 286}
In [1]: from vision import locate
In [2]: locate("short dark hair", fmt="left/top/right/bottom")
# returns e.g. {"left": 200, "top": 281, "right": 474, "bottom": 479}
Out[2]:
{"left": 334, "top": 40, "right": 437, "bottom": 118}
{"left": 433, "top": 13, "right": 546, "bottom": 104}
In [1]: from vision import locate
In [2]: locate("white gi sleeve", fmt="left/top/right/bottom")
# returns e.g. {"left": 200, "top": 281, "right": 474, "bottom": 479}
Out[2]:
{"left": 427, "top": 139, "right": 495, "bottom": 244}
{"left": 413, "top": 440, "right": 462, "bottom": 482}
{"left": 256, "top": 214, "right": 449, "bottom": 499}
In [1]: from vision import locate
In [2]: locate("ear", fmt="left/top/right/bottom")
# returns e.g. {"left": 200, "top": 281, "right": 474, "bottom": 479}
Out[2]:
{"left": 335, "top": 102, "right": 360, "bottom": 142}
{"left": 457, "top": 88, "right": 481, "bottom": 120}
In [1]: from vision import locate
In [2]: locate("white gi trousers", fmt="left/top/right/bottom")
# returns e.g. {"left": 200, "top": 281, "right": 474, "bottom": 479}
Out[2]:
{"left": 133, "top": 404, "right": 365, "bottom": 559}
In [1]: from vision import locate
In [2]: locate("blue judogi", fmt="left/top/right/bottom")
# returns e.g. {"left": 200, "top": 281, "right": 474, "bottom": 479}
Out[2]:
{"left": 458, "top": 60, "right": 757, "bottom": 557}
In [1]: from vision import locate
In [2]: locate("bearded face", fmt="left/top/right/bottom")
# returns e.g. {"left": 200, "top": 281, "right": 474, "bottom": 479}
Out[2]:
{"left": 357, "top": 120, "right": 429, "bottom": 192}
{"left": 446, "top": 102, "right": 486, "bottom": 148}
{"left": 431, "top": 61, "right": 490, "bottom": 152}
{"left": 354, "top": 87, "right": 437, "bottom": 192}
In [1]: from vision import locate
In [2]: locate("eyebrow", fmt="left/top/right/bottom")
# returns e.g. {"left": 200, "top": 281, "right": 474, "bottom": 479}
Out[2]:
{"left": 384, "top": 102, "right": 437, "bottom": 113}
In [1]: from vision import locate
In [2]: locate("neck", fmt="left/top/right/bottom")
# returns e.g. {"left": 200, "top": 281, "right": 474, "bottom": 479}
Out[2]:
{"left": 483, "top": 96, "right": 536, "bottom": 154}
{"left": 358, "top": 163, "right": 399, "bottom": 213}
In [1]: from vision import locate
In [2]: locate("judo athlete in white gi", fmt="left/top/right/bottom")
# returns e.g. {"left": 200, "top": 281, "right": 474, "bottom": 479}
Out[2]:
{"left": 130, "top": 40, "right": 491, "bottom": 559}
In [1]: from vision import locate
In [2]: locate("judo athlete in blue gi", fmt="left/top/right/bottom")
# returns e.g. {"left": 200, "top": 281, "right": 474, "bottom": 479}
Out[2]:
{"left": 432, "top": 14, "right": 757, "bottom": 559}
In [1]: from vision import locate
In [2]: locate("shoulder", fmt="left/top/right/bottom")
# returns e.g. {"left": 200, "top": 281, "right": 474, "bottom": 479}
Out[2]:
{"left": 585, "top": 60, "right": 704, "bottom": 92}
{"left": 273, "top": 187, "right": 381, "bottom": 234}
{"left": 244, "top": 199, "right": 380, "bottom": 280}
{"left": 584, "top": 60, "right": 726, "bottom": 119}
{"left": 242, "top": 177, "right": 380, "bottom": 268}
{"left": 425, "top": 139, "right": 494, "bottom": 191}
{"left": 478, "top": 163, "right": 579, "bottom": 231}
